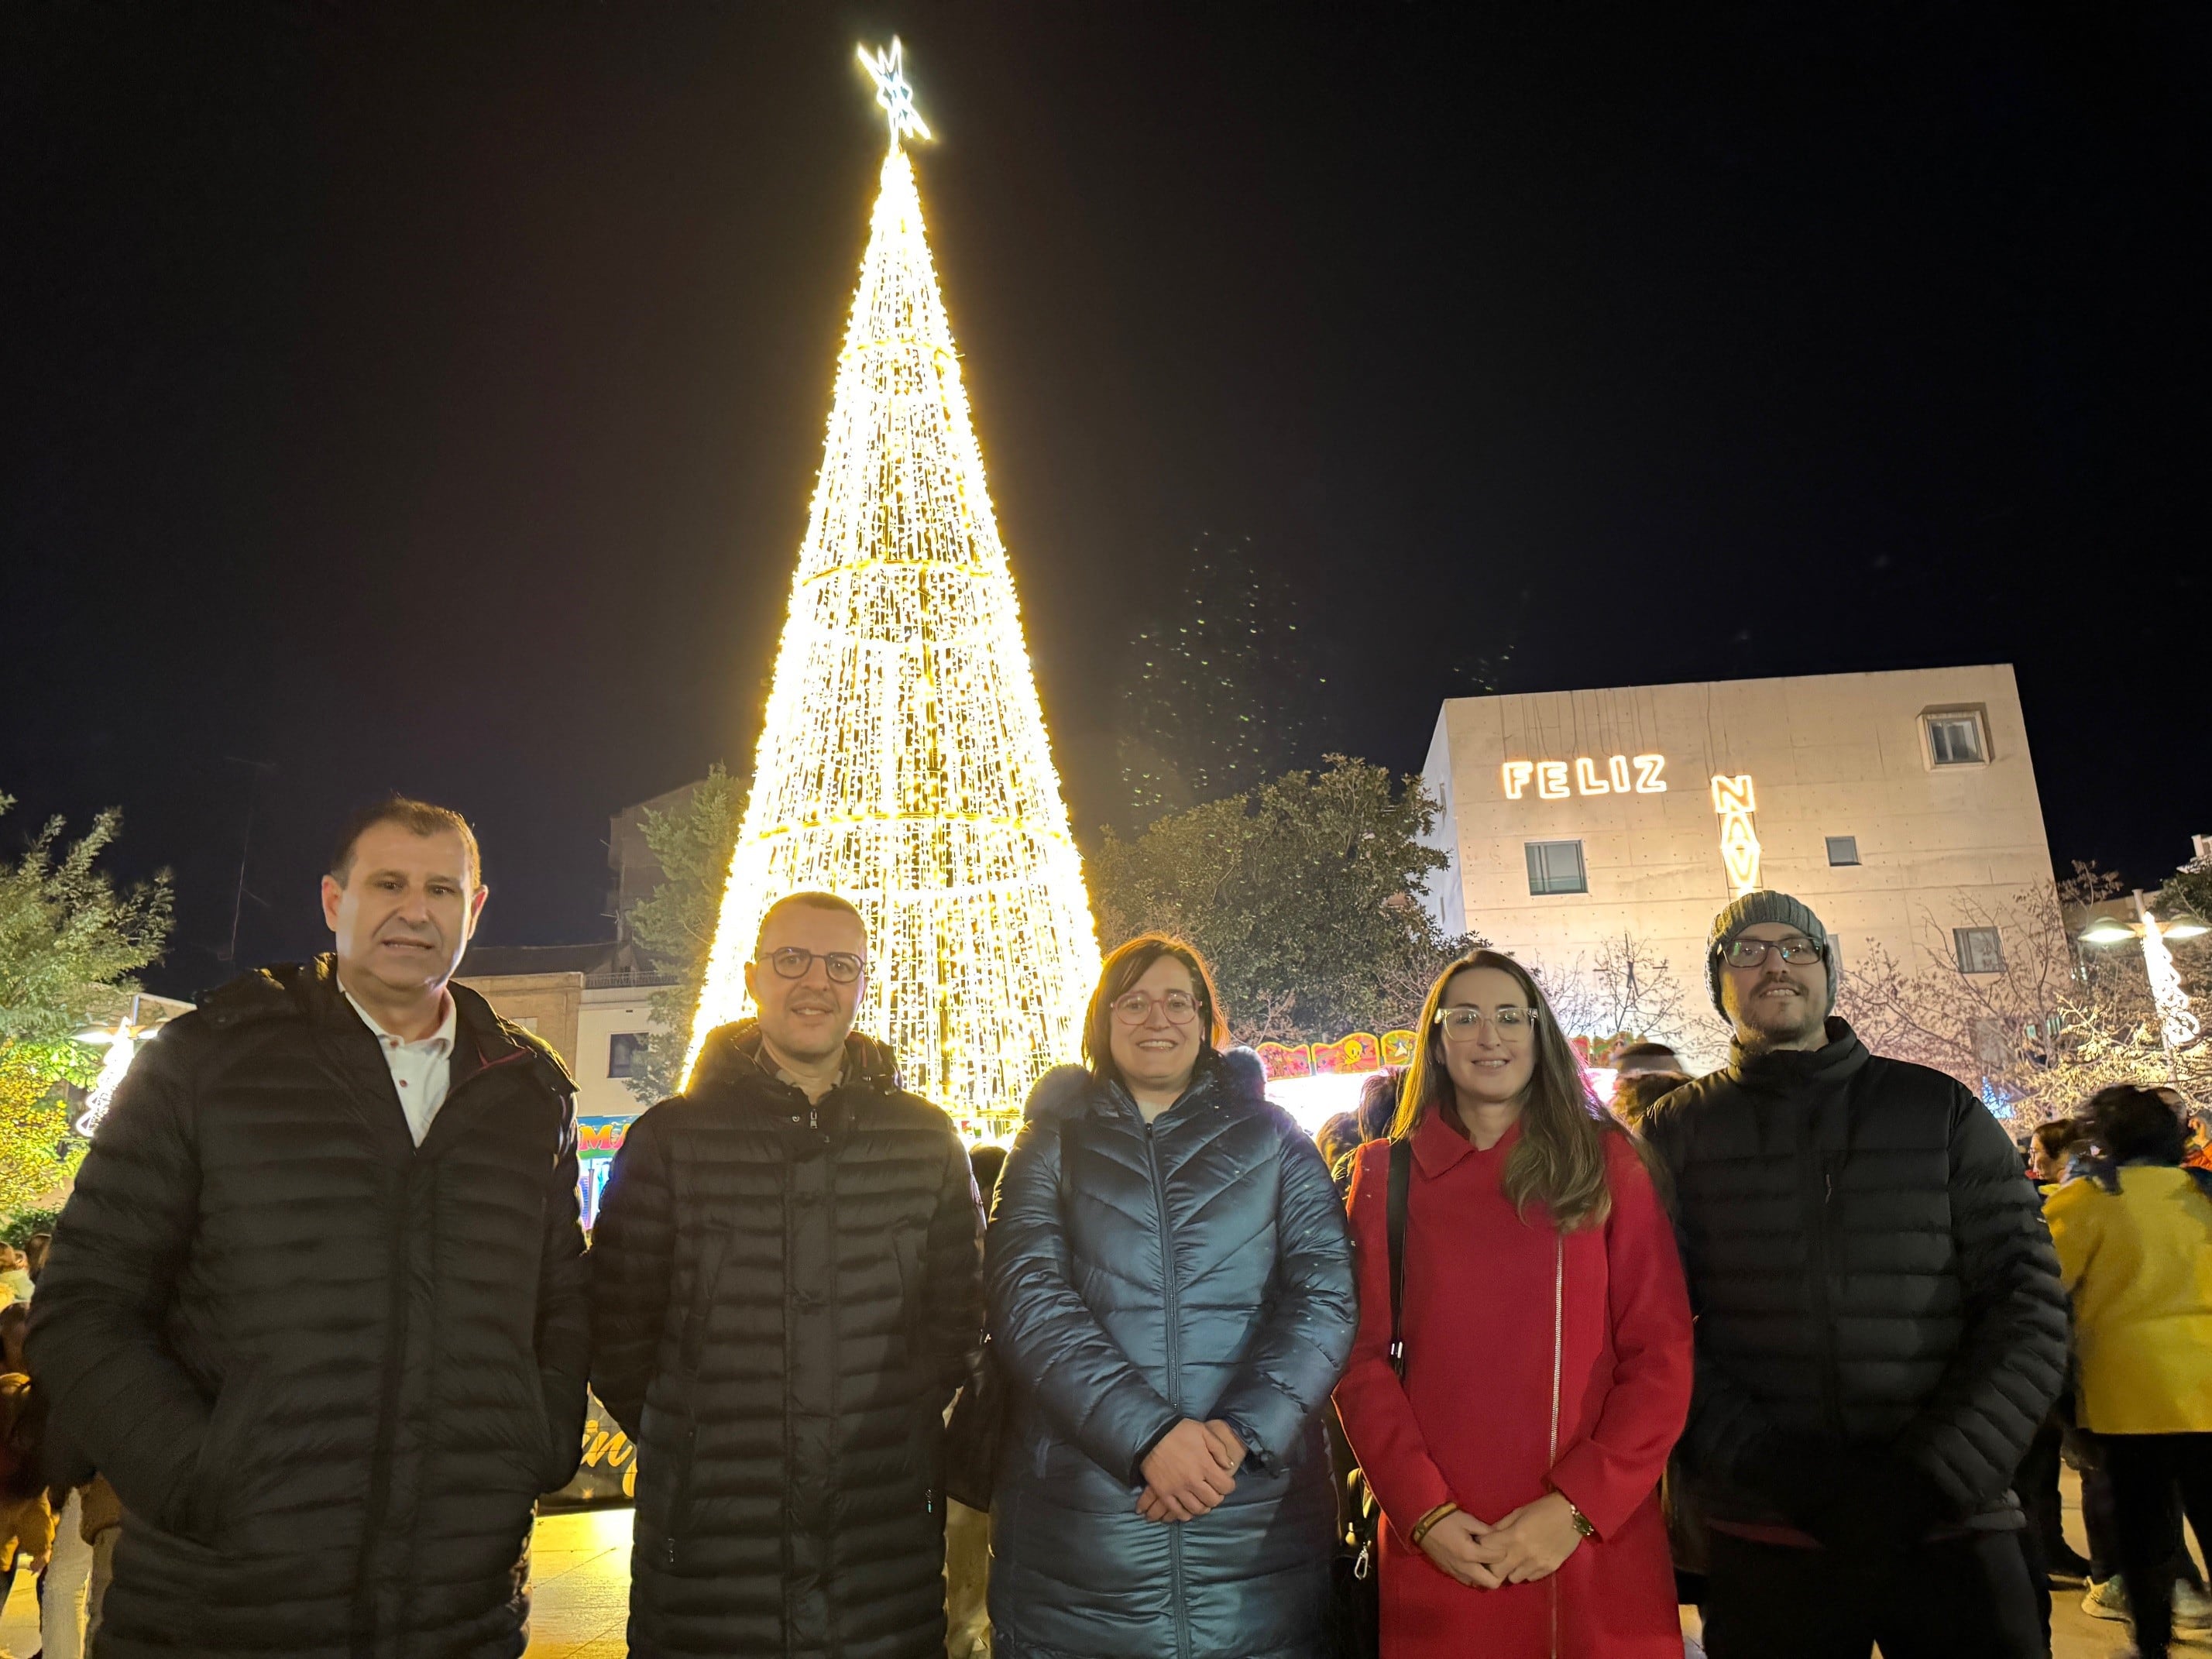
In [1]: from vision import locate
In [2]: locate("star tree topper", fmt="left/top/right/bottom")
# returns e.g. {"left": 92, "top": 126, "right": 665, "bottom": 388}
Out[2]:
{"left": 858, "top": 37, "right": 931, "bottom": 146}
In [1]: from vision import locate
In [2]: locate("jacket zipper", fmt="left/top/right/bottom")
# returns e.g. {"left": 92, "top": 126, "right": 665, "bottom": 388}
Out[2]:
{"left": 1547, "top": 1233, "right": 1564, "bottom": 1659}
{"left": 1144, "top": 1118, "right": 1190, "bottom": 1659}
{"left": 349, "top": 1049, "right": 532, "bottom": 1644}
{"left": 1805, "top": 1141, "right": 1846, "bottom": 1441}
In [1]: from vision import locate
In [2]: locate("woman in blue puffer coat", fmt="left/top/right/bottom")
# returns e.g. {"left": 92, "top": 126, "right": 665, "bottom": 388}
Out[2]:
{"left": 987, "top": 933, "right": 1358, "bottom": 1659}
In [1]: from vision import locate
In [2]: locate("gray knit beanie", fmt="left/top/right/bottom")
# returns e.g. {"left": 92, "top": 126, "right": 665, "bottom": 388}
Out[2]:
{"left": 1706, "top": 889, "right": 1837, "bottom": 1018}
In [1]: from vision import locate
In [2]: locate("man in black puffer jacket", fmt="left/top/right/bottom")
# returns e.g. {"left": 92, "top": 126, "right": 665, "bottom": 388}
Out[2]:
{"left": 29, "top": 799, "right": 589, "bottom": 1659}
{"left": 590, "top": 891, "right": 984, "bottom": 1659}
{"left": 1642, "top": 891, "right": 2067, "bottom": 1659}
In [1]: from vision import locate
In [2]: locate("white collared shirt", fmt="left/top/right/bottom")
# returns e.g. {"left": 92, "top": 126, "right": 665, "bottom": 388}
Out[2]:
{"left": 342, "top": 984, "right": 458, "bottom": 1146}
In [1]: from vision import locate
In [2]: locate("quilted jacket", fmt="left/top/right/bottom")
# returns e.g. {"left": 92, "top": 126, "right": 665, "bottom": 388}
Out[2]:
{"left": 589, "top": 1020, "right": 984, "bottom": 1659}
{"left": 1640, "top": 1018, "right": 2068, "bottom": 1530}
{"left": 27, "top": 958, "right": 588, "bottom": 1659}
{"left": 985, "top": 1049, "right": 1357, "bottom": 1659}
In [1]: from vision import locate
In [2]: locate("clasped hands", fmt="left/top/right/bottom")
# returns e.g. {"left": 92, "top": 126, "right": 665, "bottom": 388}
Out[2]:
{"left": 1417, "top": 1492, "right": 1585, "bottom": 1588}
{"left": 1135, "top": 1417, "right": 1246, "bottom": 1523}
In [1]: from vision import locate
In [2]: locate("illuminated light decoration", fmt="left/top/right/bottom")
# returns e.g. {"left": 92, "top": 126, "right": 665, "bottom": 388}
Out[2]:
{"left": 2140, "top": 905, "right": 2202, "bottom": 1053}
{"left": 1711, "top": 773, "right": 1763, "bottom": 896}
{"left": 682, "top": 46, "right": 1102, "bottom": 1128}
{"left": 74, "top": 1018, "right": 148, "bottom": 1139}
{"left": 1502, "top": 753, "right": 1668, "bottom": 800}
{"left": 857, "top": 37, "right": 932, "bottom": 146}
{"left": 576, "top": 1115, "right": 634, "bottom": 1228}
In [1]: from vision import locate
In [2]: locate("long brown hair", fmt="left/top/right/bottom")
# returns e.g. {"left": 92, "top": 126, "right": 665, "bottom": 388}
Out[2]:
{"left": 1081, "top": 933, "right": 1231, "bottom": 1088}
{"left": 1392, "top": 948, "right": 1635, "bottom": 1231}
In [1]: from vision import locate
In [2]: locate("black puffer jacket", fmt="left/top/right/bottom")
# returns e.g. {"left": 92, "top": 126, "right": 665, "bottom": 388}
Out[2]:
{"left": 589, "top": 1021, "right": 984, "bottom": 1659}
{"left": 28, "top": 958, "right": 588, "bottom": 1659}
{"left": 1640, "top": 1019, "right": 2067, "bottom": 1531}
{"left": 987, "top": 1049, "right": 1357, "bottom": 1659}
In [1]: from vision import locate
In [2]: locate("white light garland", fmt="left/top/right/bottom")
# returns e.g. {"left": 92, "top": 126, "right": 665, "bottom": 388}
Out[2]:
{"left": 683, "top": 61, "right": 1102, "bottom": 1125}
{"left": 2142, "top": 910, "right": 2201, "bottom": 1053}
{"left": 74, "top": 1019, "right": 145, "bottom": 1139}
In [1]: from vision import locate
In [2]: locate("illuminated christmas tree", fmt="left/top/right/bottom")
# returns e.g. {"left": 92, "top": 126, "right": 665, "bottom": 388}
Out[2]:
{"left": 684, "top": 41, "right": 1101, "bottom": 1128}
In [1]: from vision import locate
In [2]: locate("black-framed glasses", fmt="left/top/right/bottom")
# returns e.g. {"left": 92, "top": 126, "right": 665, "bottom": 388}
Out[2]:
{"left": 759, "top": 946, "right": 865, "bottom": 984}
{"left": 1720, "top": 938, "right": 1827, "bottom": 969}
{"left": 1111, "top": 989, "right": 1202, "bottom": 1025}
{"left": 1434, "top": 1005, "right": 1538, "bottom": 1041}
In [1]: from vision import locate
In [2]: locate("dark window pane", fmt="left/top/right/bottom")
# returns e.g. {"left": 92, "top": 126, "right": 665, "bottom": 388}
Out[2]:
{"left": 1826, "top": 836, "right": 1860, "bottom": 866}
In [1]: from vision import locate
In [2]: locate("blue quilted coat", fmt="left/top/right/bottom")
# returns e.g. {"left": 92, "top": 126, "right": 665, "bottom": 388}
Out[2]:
{"left": 985, "top": 1049, "right": 1357, "bottom": 1659}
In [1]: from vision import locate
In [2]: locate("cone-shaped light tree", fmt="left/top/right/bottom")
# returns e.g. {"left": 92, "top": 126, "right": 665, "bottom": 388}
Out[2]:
{"left": 684, "top": 42, "right": 1102, "bottom": 1127}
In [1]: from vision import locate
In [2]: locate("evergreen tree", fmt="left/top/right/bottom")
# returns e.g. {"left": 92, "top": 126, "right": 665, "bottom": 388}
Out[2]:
{"left": 1091, "top": 757, "right": 1463, "bottom": 1041}
{"left": 684, "top": 65, "right": 1099, "bottom": 1122}
{"left": 623, "top": 767, "right": 745, "bottom": 1106}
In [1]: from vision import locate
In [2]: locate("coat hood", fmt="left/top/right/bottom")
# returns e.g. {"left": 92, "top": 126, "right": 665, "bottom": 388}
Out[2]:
{"left": 1021, "top": 1045, "right": 1269, "bottom": 1124}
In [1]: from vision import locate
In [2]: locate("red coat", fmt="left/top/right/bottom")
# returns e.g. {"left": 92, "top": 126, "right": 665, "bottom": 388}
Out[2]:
{"left": 1334, "top": 1114, "right": 1693, "bottom": 1658}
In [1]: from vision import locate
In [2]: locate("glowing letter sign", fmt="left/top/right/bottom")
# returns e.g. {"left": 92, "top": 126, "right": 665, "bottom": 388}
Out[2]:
{"left": 1503, "top": 754, "right": 1668, "bottom": 800}
{"left": 1710, "top": 773, "right": 1762, "bottom": 895}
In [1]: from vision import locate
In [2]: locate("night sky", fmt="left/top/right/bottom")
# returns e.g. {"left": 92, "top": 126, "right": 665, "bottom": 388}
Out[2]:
{"left": 4, "top": 4, "right": 2206, "bottom": 997}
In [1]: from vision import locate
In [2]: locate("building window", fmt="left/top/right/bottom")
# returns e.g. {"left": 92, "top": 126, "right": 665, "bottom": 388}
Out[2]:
{"left": 609, "top": 1032, "right": 651, "bottom": 1079}
{"left": 1925, "top": 712, "right": 1987, "bottom": 766}
{"left": 1954, "top": 927, "right": 2004, "bottom": 975}
{"left": 1826, "top": 836, "right": 1860, "bottom": 867}
{"left": 1525, "top": 840, "right": 1587, "bottom": 896}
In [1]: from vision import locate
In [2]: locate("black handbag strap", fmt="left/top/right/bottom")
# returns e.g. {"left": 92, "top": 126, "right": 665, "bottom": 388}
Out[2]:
{"left": 1386, "top": 1135, "right": 1411, "bottom": 1379}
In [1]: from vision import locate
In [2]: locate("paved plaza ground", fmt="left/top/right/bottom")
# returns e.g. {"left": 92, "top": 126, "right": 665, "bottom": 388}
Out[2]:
{"left": 0, "top": 1472, "right": 2171, "bottom": 1657}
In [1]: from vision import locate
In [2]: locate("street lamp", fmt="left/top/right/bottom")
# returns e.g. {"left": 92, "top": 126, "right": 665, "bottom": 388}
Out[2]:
{"left": 2078, "top": 890, "right": 2207, "bottom": 1084}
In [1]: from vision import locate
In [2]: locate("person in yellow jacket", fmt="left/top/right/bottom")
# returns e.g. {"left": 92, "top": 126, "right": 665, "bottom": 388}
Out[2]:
{"left": 2046, "top": 1084, "right": 2212, "bottom": 1659}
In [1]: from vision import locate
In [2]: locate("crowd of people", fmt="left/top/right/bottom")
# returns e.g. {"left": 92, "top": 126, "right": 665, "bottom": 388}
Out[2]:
{"left": 9, "top": 793, "right": 2207, "bottom": 1659}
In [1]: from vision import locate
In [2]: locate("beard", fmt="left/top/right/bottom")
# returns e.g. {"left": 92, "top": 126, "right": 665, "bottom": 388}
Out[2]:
{"left": 1733, "top": 979, "right": 1829, "bottom": 1052}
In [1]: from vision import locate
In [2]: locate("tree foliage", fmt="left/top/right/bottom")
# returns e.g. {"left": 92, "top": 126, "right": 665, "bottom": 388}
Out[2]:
{"left": 1091, "top": 757, "right": 1462, "bottom": 1042}
{"left": 622, "top": 767, "right": 746, "bottom": 1104}
{"left": 0, "top": 792, "right": 173, "bottom": 1083}
{"left": 0, "top": 1044, "right": 81, "bottom": 1215}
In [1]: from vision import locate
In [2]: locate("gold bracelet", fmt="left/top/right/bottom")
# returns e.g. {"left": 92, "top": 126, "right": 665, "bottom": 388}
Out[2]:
{"left": 1409, "top": 1501, "right": 1459, "bottom": 1546}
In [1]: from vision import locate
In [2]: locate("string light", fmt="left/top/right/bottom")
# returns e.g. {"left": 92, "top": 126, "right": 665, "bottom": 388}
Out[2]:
{"left": 683, "top": 57, "right": 1102, "bottom": 1125}
{"left": 74, "top": 1018, "right": 145, "bottom": 1138}
{"left": 2141, "top": 908, "right": 2202, "bottom": 1053}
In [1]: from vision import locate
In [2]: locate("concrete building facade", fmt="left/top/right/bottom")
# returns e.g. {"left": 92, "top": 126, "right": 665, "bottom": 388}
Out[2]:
{"left": 1417, "top": 665, "right": 2057, "bottom": 1065}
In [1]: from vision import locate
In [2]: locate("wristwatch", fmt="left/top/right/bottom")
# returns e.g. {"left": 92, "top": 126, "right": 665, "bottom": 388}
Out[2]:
{"left": 1558, "top": 1492, "right": 1597, "bottom": 1539}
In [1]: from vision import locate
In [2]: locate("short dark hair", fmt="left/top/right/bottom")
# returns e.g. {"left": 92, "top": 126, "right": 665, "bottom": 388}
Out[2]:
{"left": 753, "top": 891, "right": 868, "bottom": 958}
{"left": 1082, "top": 933, "right": 1229, "bottom": 1087}
{"left": 1611, "top": 1069, "right": 1691, "bottom": 1128}
{"left": 330, "top": 797, "right": 482, "bottom": 889}
{"left": 1613, "top": 1041, "right": 1679, "bottom": 1069}
{"left": 2088, "top": 1085, "right": 2188, "bottom": 1166}
{"left": 968, "top": 1144, "right": 1008, "bottom": 1210}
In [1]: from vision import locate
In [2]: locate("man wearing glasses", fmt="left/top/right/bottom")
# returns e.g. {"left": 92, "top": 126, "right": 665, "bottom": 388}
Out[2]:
{"left": 1641, "top": 891, "right": 2067, "bottom": 1659}
{"left": 591, "top": 891, "right": 985, "bottom": 1659}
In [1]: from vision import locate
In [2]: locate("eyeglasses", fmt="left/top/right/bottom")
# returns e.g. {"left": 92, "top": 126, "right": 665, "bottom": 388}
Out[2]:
{"left": 1720, "top": 938, "right": 1827, "bottom": 969}
{"left": 759, "top": 946, "right": 865, "bottom": 984}
{"left": 1434, "top": 1005, "right": 1538, "bottom": 1041}
{"left": 1111, "top": 989, "right": 1203, "bottom": 1025}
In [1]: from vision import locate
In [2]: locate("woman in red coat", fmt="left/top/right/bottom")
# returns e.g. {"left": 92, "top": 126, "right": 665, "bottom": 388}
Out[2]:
{"left": 1334, "top": 949, "right": 1694, "bottom": 1657}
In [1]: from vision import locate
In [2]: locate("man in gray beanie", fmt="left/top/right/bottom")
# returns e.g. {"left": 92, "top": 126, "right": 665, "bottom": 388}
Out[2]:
{"left": 1642, "top": 891, "right": 2067, "bottom": 1659}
